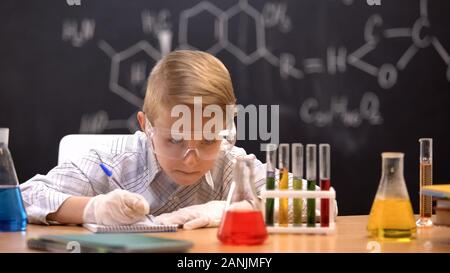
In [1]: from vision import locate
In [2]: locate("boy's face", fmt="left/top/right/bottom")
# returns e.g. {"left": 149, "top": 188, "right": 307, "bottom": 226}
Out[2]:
{"left": 138, "top": 108, "right": 218, "bottom": 186}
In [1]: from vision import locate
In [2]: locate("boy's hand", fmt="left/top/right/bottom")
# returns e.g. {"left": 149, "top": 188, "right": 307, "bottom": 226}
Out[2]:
{"left": 153, "top": 200, "right": 227, "bottom": 230}
{"left": 82, "top": 189, "right": 150, "bottom": 225}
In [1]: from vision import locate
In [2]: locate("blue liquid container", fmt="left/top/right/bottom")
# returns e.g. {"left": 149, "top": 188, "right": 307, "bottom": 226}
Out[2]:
{"left": 0, "top": 128, "right": 27, "bottom": 232}
{"left": 0, "top": 187, "right": 27, "bottom": 231}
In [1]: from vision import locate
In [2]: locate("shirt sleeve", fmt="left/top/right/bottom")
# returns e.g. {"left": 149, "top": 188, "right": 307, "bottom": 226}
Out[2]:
{"left": 19, "top": 150, "right": 110, "bottom": 225}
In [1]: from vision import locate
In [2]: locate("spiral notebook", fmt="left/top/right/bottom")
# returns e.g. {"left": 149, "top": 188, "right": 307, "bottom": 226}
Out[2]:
{"left": 83, "top": 217, "right": 178, "bottom": 233}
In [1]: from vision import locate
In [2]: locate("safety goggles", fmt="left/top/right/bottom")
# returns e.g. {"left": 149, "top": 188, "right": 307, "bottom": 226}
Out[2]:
{"left": 144, "top": 117, "right": 236, "bottom": 160}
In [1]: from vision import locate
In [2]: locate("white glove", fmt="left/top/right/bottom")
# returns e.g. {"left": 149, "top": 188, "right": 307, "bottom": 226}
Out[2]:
{"left": 153, "top": 200, "right": 227, "bottom": 230}
{"left": 83, "top": 189, "right": 150, "bottom": 225}
{"left": 153, "top": 200, "right": 255, "bottom": 230}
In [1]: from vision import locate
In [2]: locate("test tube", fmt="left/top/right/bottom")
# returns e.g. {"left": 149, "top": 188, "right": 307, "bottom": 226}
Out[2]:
{"left": 292, "top": 143, "right": 303, "bottom": 226}
{"left": 319, "top": 144, "right": 331, "bottom": 227}
{"left": 306, "top": 144, "right": 316, "bottom": 227}
{"left": 265, "top": 144, "right": 277, "bottom": 226}
{"left": 278, "top": 143, "right": 289, "bottom": 227}
{"left": 417, "top": 138, "right": 433, "bottom": 227}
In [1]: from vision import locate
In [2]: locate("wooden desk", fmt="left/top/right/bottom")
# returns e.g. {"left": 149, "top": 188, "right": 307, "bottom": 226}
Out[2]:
{"left": 1, "top": 216, "right": 449, "bottom": 253}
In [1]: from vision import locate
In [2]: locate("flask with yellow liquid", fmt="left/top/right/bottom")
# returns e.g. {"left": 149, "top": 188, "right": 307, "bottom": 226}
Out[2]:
{"left": 367, "top": 152, "right": 416, "bottom": 240}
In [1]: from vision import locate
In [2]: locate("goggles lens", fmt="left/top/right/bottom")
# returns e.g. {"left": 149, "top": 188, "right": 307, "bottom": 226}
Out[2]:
{"left": 145, "top": 118, "right": 236, "bottom": 160}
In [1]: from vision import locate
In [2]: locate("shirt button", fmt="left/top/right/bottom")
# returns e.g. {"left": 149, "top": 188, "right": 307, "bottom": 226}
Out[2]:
{"left": 171, "top": 196, "right": 179, "bottom": 203}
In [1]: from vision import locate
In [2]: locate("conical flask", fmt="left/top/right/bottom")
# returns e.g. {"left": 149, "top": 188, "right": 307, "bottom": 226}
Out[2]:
{"left": 367, "top": 152, "right": 416, "bottom": 240}
{"left": 217, "top": 155, "right": 268, "bottom": 245}
{"left": 0, "top": 128, "right": 28, "bottom": 232}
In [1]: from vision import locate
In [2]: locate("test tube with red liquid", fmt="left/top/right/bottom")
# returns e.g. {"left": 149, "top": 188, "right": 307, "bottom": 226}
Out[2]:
{"left": 319, "top": 144, "right": 331, "bottom": 227}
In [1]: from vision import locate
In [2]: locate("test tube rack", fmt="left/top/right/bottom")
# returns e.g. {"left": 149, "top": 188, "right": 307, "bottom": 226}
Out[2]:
{"left": 260, "top": 188, "right": 336, "bottom": 234}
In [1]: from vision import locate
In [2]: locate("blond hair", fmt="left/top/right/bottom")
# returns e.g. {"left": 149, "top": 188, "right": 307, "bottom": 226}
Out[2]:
{"left": 143, "top": 50, "right": 236, "bottom": 122}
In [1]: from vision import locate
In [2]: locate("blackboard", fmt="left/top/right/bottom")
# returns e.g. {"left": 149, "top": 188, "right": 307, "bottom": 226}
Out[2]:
{"left": 1, "top": 0, "right": 449, "bottom": 215}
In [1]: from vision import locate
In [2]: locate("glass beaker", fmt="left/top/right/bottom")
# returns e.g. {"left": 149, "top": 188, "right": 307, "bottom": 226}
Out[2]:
{"left": 367, "top": 152, "right": 416, "bottom": 240}
{"left": 0, "top": 128, "right": 28, "bottom": 232}
{"left": 417, "top": 138, "right": 433, "bottom": 227}
{"left": 217, "top": 155, "right": 268, "bottom": 245}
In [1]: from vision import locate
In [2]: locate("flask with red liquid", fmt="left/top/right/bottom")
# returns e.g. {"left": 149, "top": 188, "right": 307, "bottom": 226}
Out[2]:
{"left": 217, "top": 155, "right": 268, "bottom": 245}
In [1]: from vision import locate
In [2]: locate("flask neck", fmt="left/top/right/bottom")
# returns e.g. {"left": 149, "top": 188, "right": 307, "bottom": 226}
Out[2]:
{"left": 0, "top": 142, "right": 20, "bottom": 187}
{"left": 229, "top": 157, "right": 261, "bottom": 210}
{"left": 381, "top": 156, "right": 404, "bottom": 180}
{"left": 377, "top": 153, "right": 410, "bottom": 200}
{"left": 0, "top": 128, "right": 9, "bottom": 148}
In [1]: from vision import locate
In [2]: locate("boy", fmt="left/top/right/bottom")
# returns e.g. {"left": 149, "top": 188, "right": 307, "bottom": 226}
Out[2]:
{"left": 21, "top": 50, "right": 335, "bottom": 230}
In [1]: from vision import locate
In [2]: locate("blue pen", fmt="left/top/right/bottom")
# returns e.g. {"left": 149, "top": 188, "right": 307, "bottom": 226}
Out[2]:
{"left": 99, "top": 163, "right": 122, "bottom": 190}
{"left": 91, "top": 150, "right": 122, "bottom": 190}
{"left": 98, "top": 162, "right": 157, "bottom": 223}
{"left": 99, "top": 163, "right": 113, "bottom": 177}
